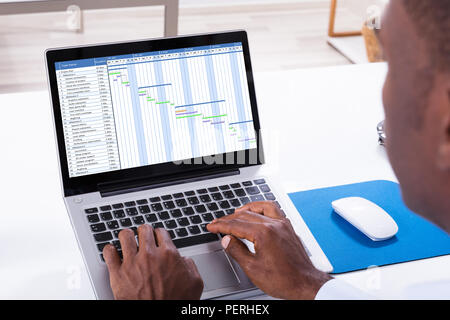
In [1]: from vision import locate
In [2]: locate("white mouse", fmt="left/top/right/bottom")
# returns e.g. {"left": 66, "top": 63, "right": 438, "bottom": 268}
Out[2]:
{"left": 331, "top": 197, "right": 398, "bottom": 241}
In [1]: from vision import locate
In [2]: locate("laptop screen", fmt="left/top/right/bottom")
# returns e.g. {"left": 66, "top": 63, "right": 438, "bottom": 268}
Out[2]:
{"left": 55, "top": 42, "right": 256, "bottom": 178}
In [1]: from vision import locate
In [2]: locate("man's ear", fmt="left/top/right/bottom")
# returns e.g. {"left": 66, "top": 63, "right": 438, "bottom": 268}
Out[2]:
{"left": 436, "top": 89, "right": 450, "bottom": 171}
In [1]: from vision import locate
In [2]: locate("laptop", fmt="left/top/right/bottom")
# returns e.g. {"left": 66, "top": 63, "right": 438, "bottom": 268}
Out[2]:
{"left": 45, "top": 31, "right": 332, "bottom": 300}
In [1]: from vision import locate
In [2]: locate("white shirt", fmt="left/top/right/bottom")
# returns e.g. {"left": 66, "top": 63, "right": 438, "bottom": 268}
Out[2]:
{"left": 315, "top": 278, "right": 450, "bottom": 300}
{"left": 315, "top": 279, "right": 376, "bottom": 300}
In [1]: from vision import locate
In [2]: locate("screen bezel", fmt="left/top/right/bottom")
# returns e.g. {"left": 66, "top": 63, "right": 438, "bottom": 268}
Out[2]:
{"left": 46, "top": 31, "right": 262, "bottom": 197}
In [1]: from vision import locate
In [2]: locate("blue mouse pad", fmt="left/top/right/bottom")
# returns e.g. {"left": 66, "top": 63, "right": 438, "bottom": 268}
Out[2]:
{"left": 288, "top": 180, "right": 450, "bottom": 274}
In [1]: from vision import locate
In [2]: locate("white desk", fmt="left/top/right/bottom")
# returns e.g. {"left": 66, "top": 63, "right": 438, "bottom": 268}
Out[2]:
{"left": 0, "top": 63, "right": 448, "bottom": 299}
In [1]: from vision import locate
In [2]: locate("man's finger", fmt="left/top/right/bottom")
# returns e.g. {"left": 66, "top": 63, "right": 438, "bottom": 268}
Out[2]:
{"left": 103, "top": 244, "right": 121, "bottom": 273}
{"left": 221, "top": 235, "right": 253, "bottom": 272}
{"left": 235, "top": 201, "right": 285, "bottom": 219}
{"left": 154, "top": 227, "right": 177, "bottom": 250}
{"left": 138, "top": 224, "right": 156, "bottom": 252}
{"left": 207, "top": 219, "right": 258, "bottom": 242}
{"left": 119, "top": 229, "right": 138, "bottom": 260}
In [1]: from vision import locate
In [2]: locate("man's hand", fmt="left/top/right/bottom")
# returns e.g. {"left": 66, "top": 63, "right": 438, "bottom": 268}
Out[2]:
{"left": 103, "top": 224, "right": 204, "bottom": 300}
{"left": 207, "top": 201, "right": 331, "bottom": 300}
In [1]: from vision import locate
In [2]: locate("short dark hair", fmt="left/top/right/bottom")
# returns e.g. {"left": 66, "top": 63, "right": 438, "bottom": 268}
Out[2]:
{"left": 402, "top": 0, "right": 450, "bottom": 72}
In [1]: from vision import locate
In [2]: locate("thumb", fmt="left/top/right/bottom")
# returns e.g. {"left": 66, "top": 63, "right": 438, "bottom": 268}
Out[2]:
{"left": 221, "top": 235, "right": 253, "bottom": 267}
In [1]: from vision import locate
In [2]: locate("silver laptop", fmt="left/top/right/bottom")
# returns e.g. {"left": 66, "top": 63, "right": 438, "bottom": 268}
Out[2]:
{"left": 45, "top": 31, "right": 332, "bottom": 300}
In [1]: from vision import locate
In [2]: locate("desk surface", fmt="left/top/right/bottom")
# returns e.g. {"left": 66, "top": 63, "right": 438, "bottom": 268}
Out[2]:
{"left": 0, "top": 63, "right": 448, "bottom": 299}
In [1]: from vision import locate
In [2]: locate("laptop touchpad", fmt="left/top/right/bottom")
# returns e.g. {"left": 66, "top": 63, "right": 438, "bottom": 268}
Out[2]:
{"left": 190, "top": 250, "right": 240, "bottom": 292}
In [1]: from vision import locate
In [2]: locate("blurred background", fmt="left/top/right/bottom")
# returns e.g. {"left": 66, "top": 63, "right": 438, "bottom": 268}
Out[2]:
{"left": 0, "top": 0, "right": 387, "bottom": 93}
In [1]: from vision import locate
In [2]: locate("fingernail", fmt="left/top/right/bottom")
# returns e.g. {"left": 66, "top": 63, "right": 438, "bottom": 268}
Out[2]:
{"left": 221, "top": 235, "right": 231, "bottom": 249}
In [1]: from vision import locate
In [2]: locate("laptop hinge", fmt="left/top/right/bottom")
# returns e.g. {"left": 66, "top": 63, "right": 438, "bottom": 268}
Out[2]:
{"left": 98, "top": 167, "right": 241, "bottom": 198}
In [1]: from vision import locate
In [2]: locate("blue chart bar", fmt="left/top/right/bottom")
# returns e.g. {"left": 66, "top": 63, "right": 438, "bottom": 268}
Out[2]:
{"left": 138, "top": 83, "right": 172, "bottom": 89}
{"left": 174, "top": 100, "right": 226, "bottom": 109}
{"left": 229, "top": 120, "right": 253, "bottom": 126}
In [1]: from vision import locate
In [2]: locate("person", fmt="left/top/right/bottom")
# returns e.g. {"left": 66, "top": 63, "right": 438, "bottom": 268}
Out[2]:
{"left": 102, "top": 0, "right": 450, "bottom": 300}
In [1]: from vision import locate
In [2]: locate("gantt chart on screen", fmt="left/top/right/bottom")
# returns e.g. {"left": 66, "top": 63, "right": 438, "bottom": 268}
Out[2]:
{"left": 55, "top": 43, "right": 256, "bottom": 177}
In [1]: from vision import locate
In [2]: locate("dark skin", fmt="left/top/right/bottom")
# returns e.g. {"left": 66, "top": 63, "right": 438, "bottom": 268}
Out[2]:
{"left": 103, "top": 1, "right": 450, "bottom": 299}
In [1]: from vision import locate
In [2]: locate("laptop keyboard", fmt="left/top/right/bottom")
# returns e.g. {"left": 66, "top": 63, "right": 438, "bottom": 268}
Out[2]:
{"left": 84, "top": 178, "right": 281, "bottom": 262}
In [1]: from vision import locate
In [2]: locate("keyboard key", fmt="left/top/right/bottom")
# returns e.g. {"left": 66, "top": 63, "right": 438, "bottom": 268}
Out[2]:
{"left": 175, "top": 228, "right": 188, "bottom": 237}
{"left": 223, "top": 191, "right": 235, "bottom": 199}
{"left": 87, "top": 214, "right": 100, "bottom": 223}
{"left": 188, "top": 225, "right": 201, "bottom": 235}
{"left": 100, "top": 212, "right": 113, "bottom": 220}
{"left": 107, "top": 220, "right": 119, "bottom": 229}
{"left": 219, "top": 185, "right": 230, "bottom": 190}
{"left": 133, "top": 216, "right": 145, "bottom": 225}
{"left": 242, "top": 181, "right": 253, "bottom": 186}
{"left": 150, "top": 197, "right": 161, "bottom": 203}
{"left": 100, "top": 205, "right": 112, "bottom": 211}
{"left": 94, "top": 232, "right": 113, "bottom": 242}
{"left": 176, "top": 199, "right": 188, "bottom": 207}
{"left": 158, "top": 211, "right": 170, "bottom": 220}
{"left": 131, "top": 227, "right": 138, "bottom": 235}
{"left": 200, "top": 223, "right": 209, "bottom": 232}
{"left": 85, "top": 208, "right": 98, "bottom": 214}
{"left": 213, "top": 211, "right": 225, "bottom": 218}
{"left": 259, "top": 184, "right": 271, "bottom": 193}
{"left": 196, "top": 189, "right": 208, "bottom": 194}
{"left": 182, "top": 207, "right": 195, "bottom": 216}
{"left": 136, "top": 199, "right": 148, "bottom": 205}
{"left": 173, "top": 193, "right": 184, "bottom": 198}
{"left": 202, "top": 213, "right": 214, "bottom": 222}
{"left": 164, "top": 220, "right": 177, "bottom": 229}
{"left": 145, "top": 214, "right": 158, "bottom": 223}
{"left": 170, "top": 209, "right": 182, "bottom": 218}
{"left": 97, "top": 242, "right": 110, "bottom": 252}
{"left": 199, "top": 195, "right": 212, "bottom": 203}
{"left": 124, "top": 201, "right": 136, "bottom": 207}
{"left": 218, "top": 200, "right": 231, "bottom": 209}
{"left": 250, "top": 195, "right": 265, "bottom": 202}
{"left": 274, "top": 201, "right": 281, "bottom": 208}
{"left": 126, "top": 207, "right": 138, "bottom": 216}
{"left": 207, "top": 203, "right": 219, "bottom": 211}
{"left": 163, "top": 201, "right": 175, "bottom": 209}
{"left": 112, "top": 240, "right": 121, "bottom": 250}
{"left": 161, "top": 194, "right": 172, "bottom": 200}
{"left": 173, "top": 233, "right": 219, "bottom": 249}
{"left": 168, "top": 230, "right": 176, "bottom": 239}
{"left": 230, "top": 183, "right": 241, "bottom": 189}
{"left": 189, "top": 215, "right": 202, "bottom": 224}
{"left": 235, "top": 188, "right": 246, "bottom": 197}
{"left": 112, "top": 203, "right": 124, "bottom": 209}
{"left": 230, "top": 199, "right": 241, "bottom": 207}
{"left": 240, "top": 197, "right": 251, "bottom": 205}
{"left": 264, "top": 193, "right": 276, "bottom": 201}
{"left": 138, "top": 205, "right": 151, "bottom": 214}
{"left": 184, "top": 191, "right": 195, "bottom": 196}
{"left": 211, "top": 193, "right": 223, "bottom": 201}
{"left": 152, "top": 222, "right": 164, "bottom": 229}
{"left": 90, "top": 223, "right": 106, "bottom": 233}
{"left": 113, "top": 209, "right": 125, "bottom": 218}
{"left": 226, "top": 209, "right": 235, "bottom": 215}
{"left": 113, "top": 229, "right": 122, "bottom": 238}
{"left": 188, "top": 197, "right": 200, "bottom": 205}
{"left": 194, "top": 205, "right": 207, "bottom": 213}
{"left": 246, "top": 186, "right": 260, "bottom": 195}
{"left": 254, "top": 179, "right": 266, "bottom": 185}
{"left": 151, "top": 203, "right": 164, "bottom": 211}
{"left": 207, "top": 187, "right": 219, "bottom": 192}
{"left": 177, "top": 217, "right": 190, "bottom": 227}
{"left": 119, "top": 218, "right": 132, "bottom": 227}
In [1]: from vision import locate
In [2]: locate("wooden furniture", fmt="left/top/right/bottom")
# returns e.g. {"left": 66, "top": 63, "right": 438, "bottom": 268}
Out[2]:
{"left": 0, "top": 0, "right": 179, "bottom": 36}
{"left": 328, "top": 0, "right": 362, "bottom": 37}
